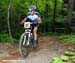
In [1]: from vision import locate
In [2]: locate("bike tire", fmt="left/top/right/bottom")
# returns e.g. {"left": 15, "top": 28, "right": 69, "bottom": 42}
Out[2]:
{"left": 19, "top": 33, "right": 29, "bottom": 58}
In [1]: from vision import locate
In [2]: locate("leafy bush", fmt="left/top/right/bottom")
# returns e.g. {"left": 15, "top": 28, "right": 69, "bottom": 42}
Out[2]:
{"left": 49, "top": 57, "right": 64, "bottom": 63}
{"left": 59, "top": 34, "right": 75, "bottom": 43}
{"left": 0, "top": 34, "right": 18, "bottom": 42}
{"left": 49, "top": 48, "right": 75, "bottom": 63}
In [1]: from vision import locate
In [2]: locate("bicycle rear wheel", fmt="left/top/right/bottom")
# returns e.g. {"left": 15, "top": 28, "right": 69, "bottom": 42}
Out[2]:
{"left": 19, "top": 33, "right": 29, "bottom": 58}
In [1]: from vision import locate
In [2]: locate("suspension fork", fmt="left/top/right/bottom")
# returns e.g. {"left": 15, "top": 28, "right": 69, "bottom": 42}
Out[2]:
{"left": 26, "top": 32, "right": 31, "bottom": 45}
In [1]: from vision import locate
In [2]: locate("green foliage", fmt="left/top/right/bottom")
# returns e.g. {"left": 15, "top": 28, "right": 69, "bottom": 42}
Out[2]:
{"left": 59, "top": 34, "right": 75, "bottom": 43}
{"left": 0, "top": 34, "right": 11, "bottom": 42}
{"left": 49, "top": 57, "right": 63, "bottom": 63}
{"left": 60, "top": 55, "right": 69, "bottom": 61}
{"left": 0, "top": 34, "right": 18, "bottom": 42}
{"left": 0, "top": 0, "right": 63, "bottom": 33}
{"left": 0, "top": 0, "right": 9, "bottom": 33}
{"left": 49, "top": 48, "right": 75, "bottom": 63}
{"left": 0, "top": 0, "right": 75, "bottom": 38}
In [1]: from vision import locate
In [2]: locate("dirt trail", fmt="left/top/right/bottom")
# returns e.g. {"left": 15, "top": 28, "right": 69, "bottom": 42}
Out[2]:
{"left": 0, "top": 36, "right": 74, "bottom": 63}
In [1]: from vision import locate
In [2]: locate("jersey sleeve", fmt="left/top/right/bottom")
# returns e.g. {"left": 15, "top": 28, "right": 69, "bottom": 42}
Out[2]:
{"left": 35, "top": 12, "right": 41, "bottom": 17}
{"left": 24, "top": 12, "right": 30, "bottom": 18}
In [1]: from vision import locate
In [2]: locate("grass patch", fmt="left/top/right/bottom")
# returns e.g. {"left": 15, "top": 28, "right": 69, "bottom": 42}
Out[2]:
{"left": 49, "top": 47, "right": 75, "bottom": 63}
{"left": 38, "top": 32, "right": 63, "bottom": 36}
{"left": 0, "top": 34, "right": 18, "bottom": 42}
{"left": 59, "top": 34, "right": 75, "bottom": 43}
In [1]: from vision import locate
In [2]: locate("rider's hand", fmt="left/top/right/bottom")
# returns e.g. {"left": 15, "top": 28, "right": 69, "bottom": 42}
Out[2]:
{"left": 20, "top": 22, "right": 24, "bottom": 26}
{"left": 33, "top": 22, "right": 38, "bottom": 24}
{"left": 20, "top": 22, "right": 24, "bottom": 24}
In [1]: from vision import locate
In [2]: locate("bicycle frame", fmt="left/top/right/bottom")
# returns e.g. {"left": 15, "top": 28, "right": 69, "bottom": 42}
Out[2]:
{"left": 19, "top": 22, "right": 38, "bottom": 58}
{"left": 24, "top": 22, "right": 33, "bottom": 46}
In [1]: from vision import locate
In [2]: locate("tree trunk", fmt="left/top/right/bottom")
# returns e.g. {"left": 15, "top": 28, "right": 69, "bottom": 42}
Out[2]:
{"left": 66, "top": 0, "right": 74, "bottom": 34}
{"left": 45, "top": 0, "right": 50, "bottom": 32}
{"left": 51, "top": 0, "right": 57, "bottom": 32}
{"left": 63, "top": 0, "right": 68, "bottom": 3}
{"left": 30, "top": 0, "right": 32, "bottom": 4}
{"left": 7, "top": 0, "right": 13, "bottom": 42}
{"left": 45, "top": 0, "right": 49, "bottom": 18}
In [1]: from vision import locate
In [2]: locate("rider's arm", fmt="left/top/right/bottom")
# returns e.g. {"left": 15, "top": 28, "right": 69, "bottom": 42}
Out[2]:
{"left": 20, "top": 18, "right": 27, "bottom": 24}
{"left": 20, "top": 13, "right": 30, "bottom": 24}
{"left": 38, "top": 17, "right": 42, "bottom": 24}
{"left": 35, "top": 12, "right": 42, "bottom": 24}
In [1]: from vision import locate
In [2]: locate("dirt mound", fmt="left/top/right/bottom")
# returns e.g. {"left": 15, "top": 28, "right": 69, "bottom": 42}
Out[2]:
{"left": 0, "top": 36, "right": 74, "bottom": 63}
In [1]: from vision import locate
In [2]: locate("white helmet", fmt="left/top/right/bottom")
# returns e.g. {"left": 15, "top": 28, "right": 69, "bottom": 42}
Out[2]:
{"left": 29, "top": 5, "right": 36, "bottom": 11}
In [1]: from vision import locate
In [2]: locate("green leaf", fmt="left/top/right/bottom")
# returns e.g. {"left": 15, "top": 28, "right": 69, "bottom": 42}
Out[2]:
{"left": 60, "top": 55, "right": 69, "bottom": 60}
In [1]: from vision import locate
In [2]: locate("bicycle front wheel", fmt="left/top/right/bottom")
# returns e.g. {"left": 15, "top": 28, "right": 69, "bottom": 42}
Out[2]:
{"left": 19, "top": 33, "right": 29, "bottom": 58}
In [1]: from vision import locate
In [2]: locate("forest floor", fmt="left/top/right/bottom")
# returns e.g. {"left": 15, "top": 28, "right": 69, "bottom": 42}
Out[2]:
{"left": 0, "top": 36, "right": 75, "bottom": 63}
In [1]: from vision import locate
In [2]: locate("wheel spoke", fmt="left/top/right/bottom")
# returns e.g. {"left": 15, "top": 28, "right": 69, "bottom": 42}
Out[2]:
{"left": 19, "top": 33, "right": 29, "bottom": 58}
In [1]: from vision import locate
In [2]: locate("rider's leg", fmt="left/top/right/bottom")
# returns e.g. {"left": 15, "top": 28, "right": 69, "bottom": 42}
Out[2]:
{"left": 33, "top": 27, "right": 38, "bottom": 48}
{"left": 33, "top": 27, "right": 38, "bottom": 40}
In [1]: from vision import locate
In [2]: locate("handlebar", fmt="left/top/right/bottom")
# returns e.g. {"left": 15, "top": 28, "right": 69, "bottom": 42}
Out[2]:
{"left": 20, "top": 21, "right": 38, "bottom": 26}
{"left": 24, "top": 22, "right": 38, "bottom": 25}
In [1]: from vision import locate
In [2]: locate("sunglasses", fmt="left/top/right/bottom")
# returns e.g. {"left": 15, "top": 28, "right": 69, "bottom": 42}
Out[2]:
{"left": 29, "top": 11, "right": 33, "bottom": 12}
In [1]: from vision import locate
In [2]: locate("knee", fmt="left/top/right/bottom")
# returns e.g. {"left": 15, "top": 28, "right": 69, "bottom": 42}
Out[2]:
{"left": 33, "top": 29, "right": 37, "bottom": 35}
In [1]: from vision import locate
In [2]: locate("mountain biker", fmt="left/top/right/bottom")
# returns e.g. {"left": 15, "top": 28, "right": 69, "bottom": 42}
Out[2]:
{"left": 20, "top": 5, "right": 42, "bottom": 48}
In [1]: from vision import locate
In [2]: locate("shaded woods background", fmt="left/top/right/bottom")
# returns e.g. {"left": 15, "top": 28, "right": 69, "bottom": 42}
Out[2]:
{"left": 0, "top": 0, "right": 75, "bottom": 39}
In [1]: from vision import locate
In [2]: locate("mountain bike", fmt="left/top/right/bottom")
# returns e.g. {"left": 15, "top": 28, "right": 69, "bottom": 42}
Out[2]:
{"left": 19, "top": 21, "right": 38, "bottom": 58}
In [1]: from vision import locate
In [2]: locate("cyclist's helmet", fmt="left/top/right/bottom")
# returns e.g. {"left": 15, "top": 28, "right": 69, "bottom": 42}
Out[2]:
{"left": 29, "top": 5, "right": 36, "bottom": 11}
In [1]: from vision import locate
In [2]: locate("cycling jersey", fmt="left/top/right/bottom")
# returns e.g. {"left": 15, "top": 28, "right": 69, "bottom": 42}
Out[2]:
{"left": 25, "top": 12, "right": 41, "bottom": 22}
{"left": 27, "top": 14, "right": 38, "bottom": 22}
